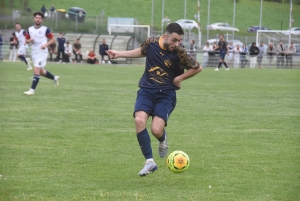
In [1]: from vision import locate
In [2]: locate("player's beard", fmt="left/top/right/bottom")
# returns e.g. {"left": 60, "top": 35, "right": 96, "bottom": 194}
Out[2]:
{"left": 163, "top": 42, "right": 175, "bottom": 51}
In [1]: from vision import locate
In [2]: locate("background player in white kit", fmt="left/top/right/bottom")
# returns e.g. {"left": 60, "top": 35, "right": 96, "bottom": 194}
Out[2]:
{"left": 14, "top": 23, "right": 32, "bottom": 70}
{"left": 24, "top": 12, "right": 60, "bottom": 95}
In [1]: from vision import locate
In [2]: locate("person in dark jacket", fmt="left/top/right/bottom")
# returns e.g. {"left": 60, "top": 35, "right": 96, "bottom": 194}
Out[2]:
{"left": 99, "top": 39, "right": 111, "bottom": 64}
{"left": 56, "top": 32, "right": 66, "bottom": 63}
{"left": 249, "top": 42, "right": 259, "bottom": 68}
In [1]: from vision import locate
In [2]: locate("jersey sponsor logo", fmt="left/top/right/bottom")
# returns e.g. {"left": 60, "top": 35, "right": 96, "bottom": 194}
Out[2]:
{"left": 164, "top": 59, "right": 172, "bottom": 68}
{"left": 148, "top": 66, "right": 169, "bottom": 84}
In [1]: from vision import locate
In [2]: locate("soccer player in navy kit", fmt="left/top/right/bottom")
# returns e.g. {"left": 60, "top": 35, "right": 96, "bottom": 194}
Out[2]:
{"left": 108, "top": 23, "right": 202, "bottom": 177}
{"left": 214, "top": 34, "right": 230, "bottom": 71}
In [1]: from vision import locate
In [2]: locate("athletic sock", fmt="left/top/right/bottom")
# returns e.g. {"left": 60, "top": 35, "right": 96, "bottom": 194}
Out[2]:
{"left": 157, "top": 130, "right": 166, "bottom": 142}
{"left": 218, "top": 62, "right": 222, "bottom": 68}
{"left": 19, "top": 55, "right": 28, "bottom": 65}
{"left": 31, "top": 74, "right": 40, "bottom": 90}
{"left": 224, "top": 62, "right": 228, "bottom": 68}
{"left": 44, "top": 71, "right": 55, "bottom": 80}
{"left": 137, "top": 128, "right": 153, "bottom": 159}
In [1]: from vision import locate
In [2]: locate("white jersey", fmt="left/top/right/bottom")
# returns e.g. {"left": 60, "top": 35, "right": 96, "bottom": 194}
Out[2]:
{"left": 15, "top": 29, "right": 26, "bottom": 47}
{"left": 27, "top": 25, "right": 53, "bottom": 54}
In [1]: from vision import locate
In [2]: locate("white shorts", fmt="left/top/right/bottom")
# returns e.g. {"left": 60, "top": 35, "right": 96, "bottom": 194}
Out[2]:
{"left": 32, "top": 53, "right": 48, "bottom": 68}
{"left": 17, "top": 45, "right": 27, "bottom": 55}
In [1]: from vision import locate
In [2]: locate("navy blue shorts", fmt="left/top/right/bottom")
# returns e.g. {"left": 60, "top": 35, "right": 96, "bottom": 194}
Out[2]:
{"left": 134, "top": 88, "right": 176, "bottom": 123}
{"left": 219, "top": 51, "right": 226, "bottom": 60}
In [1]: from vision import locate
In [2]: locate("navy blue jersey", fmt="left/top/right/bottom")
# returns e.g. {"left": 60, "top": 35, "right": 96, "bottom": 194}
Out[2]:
{"left": 218, "top": 40, "right": 228, "bottom": 53}
{"left": 139, "top": 36, "right": 200, "bottom": 90}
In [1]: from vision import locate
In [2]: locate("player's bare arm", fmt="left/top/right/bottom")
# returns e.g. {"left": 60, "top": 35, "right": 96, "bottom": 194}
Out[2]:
{"left": 173, "top": 66, "right": 202, "bottom": 87}
{"left": 108, "top": 48, "right": 144, "bottom": 59}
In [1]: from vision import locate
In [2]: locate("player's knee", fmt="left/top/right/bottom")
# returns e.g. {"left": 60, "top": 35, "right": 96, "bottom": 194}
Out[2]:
{"left": 151, "top": 126, "right": 163, "bottom": 136}
{"left": 134, "top": 115, "right": 146, "bottom": 128}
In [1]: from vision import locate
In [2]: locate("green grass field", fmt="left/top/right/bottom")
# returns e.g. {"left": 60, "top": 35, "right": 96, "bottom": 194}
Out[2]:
{"left": 1, "top": 63, "right": 300, "bottom": 200}
{"left": 1, "top": 0, "right": 300, "bottom": 34}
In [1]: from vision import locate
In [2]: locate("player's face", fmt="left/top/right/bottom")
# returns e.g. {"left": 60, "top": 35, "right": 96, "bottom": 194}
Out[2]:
{"left": 163, "top": 33, "right": 183, "bottom": 51}
{"left": 219, "top": 35, "right": 224, "bottom": 40}
{"left": 34, "top": 15, "right": 43, "bottom": 26}
{"left": 15, "top": 24, "right": 21, "bottom": 31}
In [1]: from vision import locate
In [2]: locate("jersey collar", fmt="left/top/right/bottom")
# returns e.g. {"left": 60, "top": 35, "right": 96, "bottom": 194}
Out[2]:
{"left": 159, "top": 36, "right": 167, "bottom": 51}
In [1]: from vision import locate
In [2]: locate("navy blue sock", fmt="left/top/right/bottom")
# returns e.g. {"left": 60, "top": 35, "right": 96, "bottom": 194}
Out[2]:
{"left": 218, "top": 62, "right": 222, "bottom": 68}
{"left": 137, "top": 129, "right": 153, "bottom": 159}
{"left": 44, "top": 71, "right": 55, "bottom": 80}
{"left": 19, "top": 55, "right": 28, "bottom": 65}
{"left": 31, "top": 74, "right": 40, "bottom": 90}
{"left": 224, "top": 62, "right": 228, "bottom": 68}
{"left": 157, "top": 130, "right": 166, "bottom": 142}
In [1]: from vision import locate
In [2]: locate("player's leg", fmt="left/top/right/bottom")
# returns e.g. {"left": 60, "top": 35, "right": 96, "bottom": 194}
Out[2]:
{"left": 152, "top": 89, "right": 176, "bottom": 158}
{"left": 134, "top": 89, "right": 157, "bottom": 176}
{"left": 24, "top": 53, "right": 59, "bottom": 95}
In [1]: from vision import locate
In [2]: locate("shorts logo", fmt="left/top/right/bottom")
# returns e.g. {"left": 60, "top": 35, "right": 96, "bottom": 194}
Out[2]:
{"left": 39, "top": 61, "right": 42, "bottom": 66}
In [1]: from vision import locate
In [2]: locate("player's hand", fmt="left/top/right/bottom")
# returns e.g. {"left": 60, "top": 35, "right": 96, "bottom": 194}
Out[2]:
{"left": 41, "top": 44, "right": 47, "bottom": 49}
{"left": 173, "top": 76, "right": 182, "bottom": 88}
{"left": 107, "top": 50, "right": 119, "bottom": 59}
{"left": 27, "top": 39, "right": 34, "bottom": 43}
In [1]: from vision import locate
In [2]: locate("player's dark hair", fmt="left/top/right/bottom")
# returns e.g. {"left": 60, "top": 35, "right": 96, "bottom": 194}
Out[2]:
{"left": 33, "top": 11, "right": 44, "bottom": 18}
{"left": 166, "top": 23, "right": 184, "bottom": 35}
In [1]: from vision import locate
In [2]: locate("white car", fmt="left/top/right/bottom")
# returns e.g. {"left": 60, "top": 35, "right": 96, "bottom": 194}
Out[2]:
{"left": 206, "top": 22, "right": 239, "bottom": 32}
{"left": 283, "top": 27, "right": 300, "bottom": 35}
{"left": 175, "top": 19, "right": 199, "bottom": 30}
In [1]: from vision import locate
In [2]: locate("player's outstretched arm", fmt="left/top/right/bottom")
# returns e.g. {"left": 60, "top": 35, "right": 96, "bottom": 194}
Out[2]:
{"left": 108, "top": 48, "right": 144, "bottom": 59}
{"left": 173, "top": 66, "right": 202, "bottom": 88}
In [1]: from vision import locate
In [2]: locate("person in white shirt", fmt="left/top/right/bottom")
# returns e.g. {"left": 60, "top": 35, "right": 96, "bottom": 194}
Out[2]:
{"left": 64, "top": 41, "right": 73, "bottom": 62}
{"left": 23, "top": 11, "right": 60, "bottom": 95}
{"left": 227, "top": 41, "right": 234, "bottom": 67}
{"left": 14, "top": 23, "right": 32, "bottom": 70}
{"left": 202, "top": 42, "right": 212, "bottom": 67}
{"left": 233, "top": 44, "right": 242, "bottom": 68}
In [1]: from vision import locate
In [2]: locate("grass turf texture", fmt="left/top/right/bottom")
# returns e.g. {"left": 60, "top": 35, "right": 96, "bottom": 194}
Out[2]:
{"left": 1, "top": 0, "right": 300, "bottom": 34}
{"left": 0, "top": 63, "right": 299, "bottom": 200}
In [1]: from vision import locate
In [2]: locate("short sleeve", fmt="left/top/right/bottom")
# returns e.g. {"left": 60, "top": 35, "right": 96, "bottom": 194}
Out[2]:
{"left": 177, "top": 46, "right": 200, "bottom": 70}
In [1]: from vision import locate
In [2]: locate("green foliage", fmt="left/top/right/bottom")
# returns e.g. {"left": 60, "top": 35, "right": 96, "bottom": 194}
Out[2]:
{"left": 0, "top": 63, "right": 300, "bottom": 200}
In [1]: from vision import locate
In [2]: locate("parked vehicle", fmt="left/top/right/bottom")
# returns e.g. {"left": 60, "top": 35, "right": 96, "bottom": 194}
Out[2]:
{"left": 175, "top": 19, "right": 199, "bottom": 30}
{"left": 247, "top": 26, "right": 270, "bottom": 32}
{"left": 206, "top": 22, "right": 239, "bottom": 32}
{"left": 283, "top": 27, "right": 300, "bottom": 35}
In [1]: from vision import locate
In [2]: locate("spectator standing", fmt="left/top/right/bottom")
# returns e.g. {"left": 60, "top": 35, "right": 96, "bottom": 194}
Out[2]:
{"left": 276, "top": 41, "right": 286, "bottom": 68}
{"left": 0, "top": 34, "right": 3, "bottom": 61}
{"left": 266, "top": 42, "right": 276, "bottom": 67}
{"left": 285, "top": 42, "right": 296, "bottom": 69}
{"left": 9, "top": 33, "right": 17, "bottom": 61}
{"left": 49, "top": 4, "right": 55, "bottom": 19}
{"left": 56, "top": 32, "right": 65, "bottom": 63}
{"left": 202, "top": 42, "right": 212, "bottom": 67}
{"left": 233, "top": 44, "right": 242, "bottom": 68}
{"left": 99, "top": 39, "right": 111, "bottom": 64}
{"left": 41, "top": 5, "right": 47, "bottom": 14}
{"left": 249, "top": 42, "right": 259, "bottom": 68}
{"left": 64, "top": 41, "right": 73, "bottom": 63}
{"left": 189, "top": 39, "right": 197, "bottom": 59}
{"left": 48, "top": 41, "right": 57, "bottom": 61}
{"left": 240, "top": 44, "right": 248, "bottom": 68}
{"left": 87, "top": 49, "right": 97, "bottom": 64}
{"left": 73, "top": 38, "right": 83, "bottom": 62}
{"left": 227, "top": 41, "right": 234, "bottom": 66}
{"left": 257, "top": 41, "right": 265, "bottom": 68}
